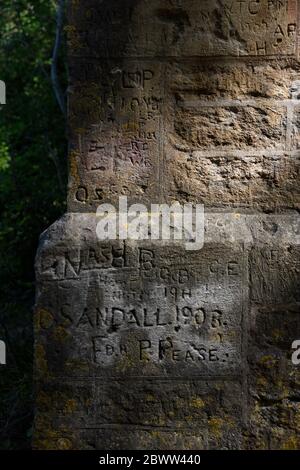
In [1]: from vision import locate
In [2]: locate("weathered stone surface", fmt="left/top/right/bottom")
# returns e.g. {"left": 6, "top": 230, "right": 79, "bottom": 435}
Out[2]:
{"left": 67, "top": 0, "right": 298, "bottom": 58}
{"left": 34, "top": 0, "right": 300, "bottom": 450}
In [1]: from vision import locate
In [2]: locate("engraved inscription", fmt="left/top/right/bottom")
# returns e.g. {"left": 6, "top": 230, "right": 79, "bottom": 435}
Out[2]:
{"left": 37, "top": 244, "right": 246, "bottom": 378}
{"left": 68, "top": 0, "right": 299, "bottom": 58}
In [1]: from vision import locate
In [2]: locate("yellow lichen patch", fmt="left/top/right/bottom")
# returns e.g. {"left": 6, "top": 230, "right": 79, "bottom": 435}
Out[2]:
{"left": 256, "top": 376, "right": 268, "bottom": 388}
{"left": 271, "top": 329, "right": 283, "bottom": 341}
{"left": 157, "top": 416, "right": 167, "bottom": 426}
{"left": 281, "top": 435, "right": 299, "bottom": 450}
{"left": 85, "top": 398, "right": 93, "bottom": 408}
{"left": 276, "top": 380, "right": 289, "bottom": 399}
{"left": 64, "top": 25, "right": 82, "bottom": 51}
{"left": 258, "top": 355, "right": 278, "bottom": 368}
{"left": 33, "top": 420, "right": 77, "bottom": 450}
{"left": 122, "top": 121, "right": 139, "bottom": 133}
{"left": 185, "top": 415, "right": 194, "bottom": 423}
{"left": 208, "top": 330, "right": 224, "bottom": 342}
{"left": 150, "top": 431, "right": 161, "bottom": 439}
{"left": 115, "top": 334, "right": 157, "bottom": 374}
{"left": 38, "top": 308, "right": 54, "bottom": 330}
{"left": 36, "top": 391, "right": 52, "bottom": 411}
{"left": 115, "top": 353, "right": 136, "bottom": 373}
{"left": 35, "top": 344, "right": 48, "bottom": 375}
{"left": 69, "top": 150, "right": 81, "bottom": 187}
{"left": 208, "top": 417, "right": 224, "bottom": 439}
{"left": 52, "top": 326, "right": 69, "bottom": 343}
{"left": 223, "top": 416, "right": 236, "bottom": 428}
{"left": 57, "top": 438, "right": 73, "bottom": 450}
{"left": 64, "top": 359, "right": 89, "bottom": 372}
{"left": 33, "top": 426, "right": 61, "bottom": 450}
{"left": 145, "top": 393, "right": 156, "bottom": 401}
{"left": 190, "top": 397, "right": 205, "bottom": 409}
{"left": 34, "top": 436, "right": 73, "bottom": 450}
{"left": 149, "top": 430, "right": 173, "bottom": 448}
{"left": 75, "top": 128, "right": 86, "bottom": 135}
{"left": 63, "top": 399, "right": 78, "bottom": 414}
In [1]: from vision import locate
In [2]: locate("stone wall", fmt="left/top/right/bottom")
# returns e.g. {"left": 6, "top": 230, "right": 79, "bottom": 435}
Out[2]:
{"left": 34, "top": 0, "right": 300, "bottom": 449}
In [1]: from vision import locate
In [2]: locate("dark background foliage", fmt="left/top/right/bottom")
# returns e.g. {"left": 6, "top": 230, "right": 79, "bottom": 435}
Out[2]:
{"left": 0, "top": 0, "right": 67, "bottom": 449}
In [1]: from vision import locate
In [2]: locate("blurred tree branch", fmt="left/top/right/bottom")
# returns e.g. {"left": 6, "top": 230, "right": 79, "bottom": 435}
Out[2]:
{"left": 51, "top": 0, "right": 66, "bottom": 117}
